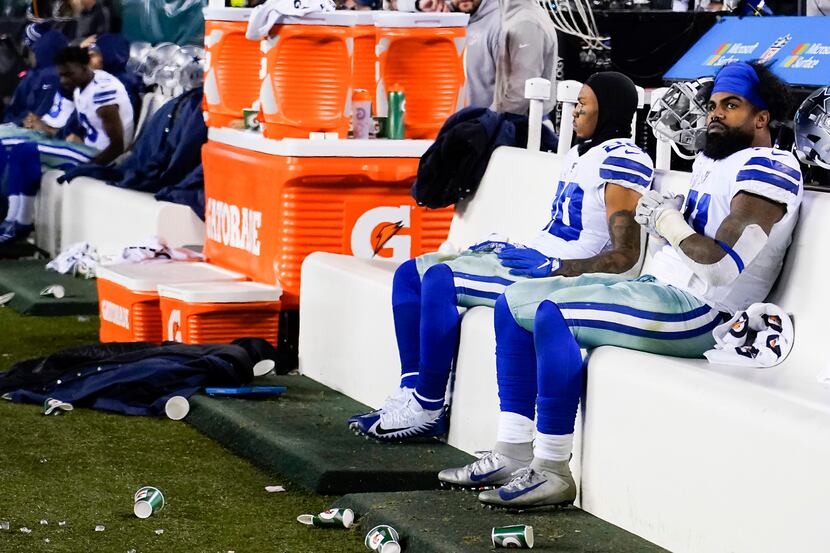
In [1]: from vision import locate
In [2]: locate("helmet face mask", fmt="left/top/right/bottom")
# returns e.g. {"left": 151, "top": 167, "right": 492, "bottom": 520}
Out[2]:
{"left": 794, "top": 87, "right": 830, "bottom": 170}
{"left": 647, "top": 78, "right": 713, "bottom": 155}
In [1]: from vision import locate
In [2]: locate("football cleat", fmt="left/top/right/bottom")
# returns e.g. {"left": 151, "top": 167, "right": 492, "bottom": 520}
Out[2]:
{"left": 352, "top": 396, "right": 447, "bottom": 443}
{"left": 438, "top": 450, "right": 529, "bottom": 489}
{"left": 347, "top": 387, "right": 413, "bottom": 428}
{"left": 478, "top": 460, "right": 576, "bottom": 510}
{"left": 0, "top": 222, "right": 34, "bottom": 245}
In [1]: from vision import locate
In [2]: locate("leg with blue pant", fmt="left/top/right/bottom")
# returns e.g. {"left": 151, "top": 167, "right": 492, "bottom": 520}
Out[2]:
{"left": 1, "top": 142, "right": 41, "bottom": 243}
{"left": 439, "top": 294, "right": 536, "bottom": 488}
{"left": 350, "top": 249, "right": 527, "bottom": 442}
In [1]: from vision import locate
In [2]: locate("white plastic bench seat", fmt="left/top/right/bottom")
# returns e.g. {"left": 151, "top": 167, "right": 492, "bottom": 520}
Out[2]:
{"left": 299, "top": 142, "right": 830, "bottom": 553}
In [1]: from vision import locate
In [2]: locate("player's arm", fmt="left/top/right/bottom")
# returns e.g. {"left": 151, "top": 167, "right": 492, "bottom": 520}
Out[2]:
{"left": 92, "top": 104, "right": 125, "bottom": 165}
{"left": 23, "top": 113, "right": 60, "bottom": 136}
{"left": 641, "top": 190, "right": 785, "bottom": 288}
{"left": 555, "top": 183, "right": 642, "bottom": 276}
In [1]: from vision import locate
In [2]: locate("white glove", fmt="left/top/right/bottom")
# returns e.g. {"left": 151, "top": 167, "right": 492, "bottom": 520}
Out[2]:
{"left": 634, "top": 189, "right": 685, "bottom": 237}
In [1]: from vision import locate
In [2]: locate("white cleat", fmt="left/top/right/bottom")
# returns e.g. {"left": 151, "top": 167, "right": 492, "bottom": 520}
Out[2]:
{"left": 438, "top": 451, "right": 528, "bottom": 490}
{"left": 347, "top": 387, "right": 413, "bottom": 428}
{"left": 353, "top": 396, "right": 448, "bottom": 443}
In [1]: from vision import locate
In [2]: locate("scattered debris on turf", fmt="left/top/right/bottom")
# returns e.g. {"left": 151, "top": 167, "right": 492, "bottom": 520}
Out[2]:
{"left": 155, "top": 528, "right": 165, "bottom": 535}
{"left": 58, "top": 521, "right": 66, "bottom": 526}
{"left": 95, "top": 524, "right": 106, "bottom": 532}
{"left": 0, "top": 521, "right": 9, "bottom": 531}
{"left": 20, "top": 527, "right": 32, "bottom": 533}
{"left": 265, "top": 485, "right": 285, "bottom": 493}
{"left": 297, "top": 508, "right": 354, "bottom": 528}
{"left": 134, "top": 486, "right": 165, "bottom": 518}
{"left": 39, "top": 519, "right": 48, "bottom": 525}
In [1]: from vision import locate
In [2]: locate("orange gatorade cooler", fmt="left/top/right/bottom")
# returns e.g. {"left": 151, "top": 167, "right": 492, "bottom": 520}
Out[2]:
{"left": 352, "top": 12, "right": 377, "bottom": 97}
{"left": 259, "top": 13, "right": 357, "bottom": 139}
{"left": 203, "top": 8, "right": 261, "bottom": 128}
{"left": 202, "top": 128, "right": 455, "bottom": 309}
{"left": 374, "top": 12, "right": 468, "bottom": 139}
{"left": 158, "top": 281, "right": 282, "bottom": 346}
{"left": 96, "top": 262, "right": 245, "bottom": 343}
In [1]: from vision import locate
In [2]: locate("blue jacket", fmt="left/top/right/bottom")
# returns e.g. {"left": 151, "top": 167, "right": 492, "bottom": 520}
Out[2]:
{"left": 96, "top": 33, "right": 141, "bottom": 122}
{"left": 412, "top": 106, "right": 558, "bottom": 208}
{"left": 0, "top": 339, "right": 277, "bottom": 416}
{"left": 3, "top": 30, "right": 68, "bottom": 126}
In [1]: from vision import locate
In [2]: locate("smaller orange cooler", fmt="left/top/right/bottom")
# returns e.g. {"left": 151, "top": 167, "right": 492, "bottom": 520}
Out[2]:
{"left": 158, "top": 281, "right": 282, "bottom": 346}
{"left": 203, "top": 7, "right": 261, "bottom": 128}
{"left": 374, "top": 12, "right": 468, "bottom": 139}
{"left": 96, "top": 262, "right": 245, "bottom": 343}
{"left": 259, "top": 13, "right": 357, "bottom": 139}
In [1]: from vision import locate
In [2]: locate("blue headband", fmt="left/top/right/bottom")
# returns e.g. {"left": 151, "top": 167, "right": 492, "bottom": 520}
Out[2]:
{"left": 712, "top": 62, "right": 768, "bottom": 110}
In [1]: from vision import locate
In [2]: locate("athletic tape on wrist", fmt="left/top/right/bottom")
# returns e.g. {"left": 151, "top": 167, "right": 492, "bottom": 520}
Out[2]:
{"left": 655, "top": 208, "right": 696, "bottom": 248}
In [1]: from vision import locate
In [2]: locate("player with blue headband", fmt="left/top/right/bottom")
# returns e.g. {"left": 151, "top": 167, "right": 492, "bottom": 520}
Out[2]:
{"left": 437, "top": 61, "right": 804, "bottom": 509}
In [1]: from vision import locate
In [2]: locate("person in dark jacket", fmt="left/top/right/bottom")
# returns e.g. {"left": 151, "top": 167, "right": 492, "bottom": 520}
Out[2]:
{"left": 2, "top": 30, "right": 68, "bottom": 126}
{"left": 89, "top": 33, "right": 141, "bottom": 120}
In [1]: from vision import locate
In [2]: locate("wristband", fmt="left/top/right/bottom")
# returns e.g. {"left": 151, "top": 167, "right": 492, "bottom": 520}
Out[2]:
{"left": 655, "top": 208, "right": 696, "bottom": 249}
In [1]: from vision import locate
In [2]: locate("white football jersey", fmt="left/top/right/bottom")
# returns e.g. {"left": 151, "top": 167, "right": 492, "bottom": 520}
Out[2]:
{"left": 41, "top": 91, "right": 75, "bottom": 129}
{"left": 72, "top": 70, "right": 134, "bottom": 151}
{"left": 648, "top": 147, "right": 803, "bottom": 314}
{"left": 531, "top": 137, "right": 655, "bottom": 259}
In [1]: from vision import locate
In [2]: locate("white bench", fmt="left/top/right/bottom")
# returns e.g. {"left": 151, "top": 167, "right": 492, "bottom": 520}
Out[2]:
{"left": 299, "top": 144, "right": 830, "bottom": 553}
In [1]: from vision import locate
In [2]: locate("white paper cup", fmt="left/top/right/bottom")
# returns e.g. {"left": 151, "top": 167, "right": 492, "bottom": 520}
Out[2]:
{"left": 164, "top": 396, "right": 190, "bottom": 421}
{"left": 253, "top": 359, "right": 276, "bottom": 377}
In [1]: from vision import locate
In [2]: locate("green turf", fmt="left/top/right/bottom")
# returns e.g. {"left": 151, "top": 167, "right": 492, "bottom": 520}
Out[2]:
{"left": 0, "top": 309, "right": 367, "bottom": 553}
{"left": 0, "top": 259, "right": 98, "bottom": 316}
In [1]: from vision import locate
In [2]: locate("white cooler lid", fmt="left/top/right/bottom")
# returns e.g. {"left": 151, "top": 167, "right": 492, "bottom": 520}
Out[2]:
{"left": 203, "top": 7, "right": 252, "bottom": 21}
{"left": 373, "top": 12, "right": 469, "bottom": 28}
{"left": 208, "top": 128, "right": 432, "bottom": 158}
{"left": 96, "top": 262, "right": 245, "bottom": 293}
{"left": 158, "top": 281, "right": 282, "bottom": 303}
{"left": 278, "top": 12, "right": 359, "bottom": 26}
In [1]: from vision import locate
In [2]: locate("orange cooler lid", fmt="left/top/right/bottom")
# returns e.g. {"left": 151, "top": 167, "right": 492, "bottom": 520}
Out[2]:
{"left": 208, "top": 128, "right": 431, "bottom": 157}
{"left": 158, "top": 281, "right": 282, "bottom": 303}
{"left": 277, "top": 12, "right": 359, "bottom": 26}
{"left": 96, "top": 262, "right": 245, "bottom": 293}
{"left": 373, "top": 12, "right": 469, "bottom": 28}
{"left": 203, "top": 7, "right": 252, "bottom": 21}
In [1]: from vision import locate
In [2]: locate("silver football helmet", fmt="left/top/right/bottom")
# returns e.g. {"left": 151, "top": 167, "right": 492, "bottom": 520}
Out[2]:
{"left": 794, "top": 86, "right": 830, "bottom": 170}
{"left": 141, "top": 42, "right": 180, "bottom": 86}
{"left": 647, "top": 78, "right": 713, "bottom": 158}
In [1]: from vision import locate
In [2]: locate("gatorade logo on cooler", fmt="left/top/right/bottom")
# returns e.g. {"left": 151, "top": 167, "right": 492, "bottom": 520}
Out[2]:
{"left": 167, "top": 309, "right": 182, "bottom": 342}
{"left": 350, "top": 205, "right": 412, "bottom": 262}
{"left": 205, "top": 198, "right": 262, "bottom": 256}
{"left": 101, "top": 300, "right": 130, "bottom": 330}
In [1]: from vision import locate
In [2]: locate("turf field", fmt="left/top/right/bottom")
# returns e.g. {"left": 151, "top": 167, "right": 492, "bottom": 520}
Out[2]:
{"left": 0, "top": 308, "right": 366, "bottom": 553}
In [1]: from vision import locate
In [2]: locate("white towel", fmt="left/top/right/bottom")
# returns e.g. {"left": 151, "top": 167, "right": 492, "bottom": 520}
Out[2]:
{"left": 245, "top": 0, "right": 336, "bottom": 41}
{"left": 46, "top": 242, "right": 100, "bottom": 278}
{"left": 704, "top": 303, "right": 794, "bottom": 368}
{"left": 114, "top": 236, "right": 202, "bottom": 264}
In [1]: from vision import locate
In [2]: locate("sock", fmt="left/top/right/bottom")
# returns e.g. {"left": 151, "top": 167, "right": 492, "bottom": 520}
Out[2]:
{"left": 534, "top": 300, "right": 584, "bottom": 439}
{"left": 494, "top": 294, "right": 537, "bottom": 420}
{"left": 494, "top": 438, "right": 533, "bottom": 463}
{"left": 495, "top": 411, "right": 535, "bottom": 444}
{"left": 414, "top": 263, "right": 459, "bottom": 410}
{"left": 392, "top": 259, "right": 422, "bottom": 388}
{"left": 5, "top": 195, "right": 20, "bottom": 223}
{"left": 8, "top": 142, "right": 41, "bottom": 226}
{"left": 533, "top": 432, "right": 574, "bottom": 462}
{"left": 17, "top": 195, "right": 35, "bottom": 225}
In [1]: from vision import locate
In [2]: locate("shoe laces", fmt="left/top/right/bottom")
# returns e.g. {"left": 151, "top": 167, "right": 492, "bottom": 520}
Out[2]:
{"left": 502, "top": 466, "right": 539, "bottom": 491}
{"left": 469, "top": 450, "right": 501, "bottom": 473}
{"left": 381, "top": 387, "right": 412, "bottom": 412}
{"left": 379, "top": 396, "right": 421, "bottom": 428}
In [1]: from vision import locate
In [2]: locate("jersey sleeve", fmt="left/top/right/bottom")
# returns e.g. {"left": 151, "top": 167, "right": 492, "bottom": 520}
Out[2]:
{"left": 41, "top": 91, "right": 75, "bottom": 128}
{"left": 90, "top": 81, "right": 122, "bottom": 110}
{"left": 733, "top": 149, "right": 802, "bottom": 207}
{"left": 598, "top": 145, "right": 655, "bottom": 192}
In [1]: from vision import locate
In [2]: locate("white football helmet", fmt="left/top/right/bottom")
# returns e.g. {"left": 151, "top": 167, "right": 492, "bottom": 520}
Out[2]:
{"left": 647, "top": 78, "right": 713, "bottom": 158}
{"left": 794, "top": 86, "right": 830, "bottom": 170}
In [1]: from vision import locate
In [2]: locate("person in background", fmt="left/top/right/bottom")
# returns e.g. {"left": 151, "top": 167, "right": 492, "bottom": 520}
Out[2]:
{"left": 0, "top": 46, "right": 133, "bottom": 245}
{"left": 88, "top": 34, "right": 141, "bottom": 121}
{"left": 3, "top": 30, "right": 69, "bottom": 127}
{"left": 491, "top": 0, "right": 557, "bottom": 115}
{"left": 73, "top": 0, "right": 109, "bottom": 41}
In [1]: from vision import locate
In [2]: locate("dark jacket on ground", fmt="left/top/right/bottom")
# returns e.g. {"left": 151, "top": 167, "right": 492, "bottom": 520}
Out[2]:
{"left": 412, "top": 106, "right": 557, "bottom": 209}
{"left": 0, "top": 339, "right": 278, "bottom": 416}
{"left": 3, "top": 30, "right": 68, "bottom": 126}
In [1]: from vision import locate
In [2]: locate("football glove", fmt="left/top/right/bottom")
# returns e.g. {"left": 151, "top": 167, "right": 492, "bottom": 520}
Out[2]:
{"left": 497, "top": 245, "right": 561, "bottom": 278}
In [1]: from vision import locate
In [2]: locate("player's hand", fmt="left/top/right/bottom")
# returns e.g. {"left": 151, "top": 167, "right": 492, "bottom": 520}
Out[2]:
{"left": 22, "top": 112, "right": 40, "bottom": 129}
{"left": 66, "top": 134, "right": 83, "bottom": 144}
{"left": 634, "top": 189, "right": 684, "bottom": 237}
{"left": 417, "top": 0, "right": 449, "bottom": 12}
{"left": 497, "top": 245, "right": 561, "bottom": 278}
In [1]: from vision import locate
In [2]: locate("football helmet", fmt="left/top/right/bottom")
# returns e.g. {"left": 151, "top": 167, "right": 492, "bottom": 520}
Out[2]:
{"left": 794, "top": 86, "right": 830, "bottom": 170}
{"left": 647, "top": 78, "right": 713, "bottom": 158}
